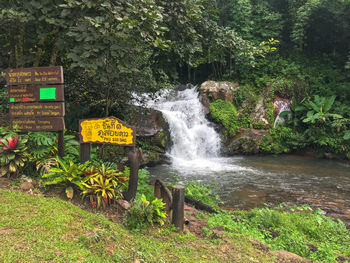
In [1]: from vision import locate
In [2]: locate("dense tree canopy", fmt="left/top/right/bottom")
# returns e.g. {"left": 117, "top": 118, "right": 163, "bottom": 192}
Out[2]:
{"left": 0, "top": 0, "right": 349, "bottom": 134}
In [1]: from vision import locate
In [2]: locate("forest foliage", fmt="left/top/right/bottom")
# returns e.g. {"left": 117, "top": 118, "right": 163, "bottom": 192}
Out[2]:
{"left": 0, "top": 0, "right": 349, "bottom": 156}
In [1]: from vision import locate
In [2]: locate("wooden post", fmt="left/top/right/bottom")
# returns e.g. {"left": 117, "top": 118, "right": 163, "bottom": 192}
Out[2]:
{"left": 154, "top": 179, "right": 173, "bottom": 217}
{"left": 58, "top": 130, "right": 64, "bottom": 158}
{"left": 172, "top": 185, "right": 185, "bottom": 231}
{"left": 154, "top": 180, "right": 161, "bottom": 199}
{"left": 123, "top": 147, "right": 141, "bottom": 201}
{"left": 80, "top": 143, "right": 90, "bottom": 163}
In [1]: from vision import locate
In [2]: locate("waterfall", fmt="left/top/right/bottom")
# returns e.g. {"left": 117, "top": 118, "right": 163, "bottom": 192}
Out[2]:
{"left": 152, "top": 86, "right": 221, "bottom": 158}
{"left": 273, "top": 100, "right": 291, "bottom": 128}
{"left": 140, "top": 85, "right": 253, "bottom": 175}
{"left": 147, "top": 85, "right": 227, "bottom": 169}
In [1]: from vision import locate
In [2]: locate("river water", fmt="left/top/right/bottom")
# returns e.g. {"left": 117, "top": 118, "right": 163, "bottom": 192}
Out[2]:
{"left": 144, "top": 86, "right": 350, "bottom": 224}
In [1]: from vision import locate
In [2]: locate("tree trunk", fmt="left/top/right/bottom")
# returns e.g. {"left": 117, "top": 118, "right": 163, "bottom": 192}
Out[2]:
{"left": 33, "top": 36, "right": 47, "bottom": 67}
{"left": 14, "top": 24, "right": 24, "bottom": 67}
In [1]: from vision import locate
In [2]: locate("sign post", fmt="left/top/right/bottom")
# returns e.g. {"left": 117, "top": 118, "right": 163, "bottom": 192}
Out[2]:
{"left": 6, "top": 66, "right": 65, "bottom": 157}
{"left": 79, "top": 117, "right": 139, "bottom": 201}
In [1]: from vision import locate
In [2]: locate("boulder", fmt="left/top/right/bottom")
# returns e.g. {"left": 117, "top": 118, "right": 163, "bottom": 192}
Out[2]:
{"left": 227, "top": 128, "right": 269, "bottom": 154}
{"left": 199, "top": 81, "right": 239, "bottom": 114}
{"left": 126, "top": 105, "right": 169, "bottom": 137}
{"left": 249, "top": 95, "right": 269, "bottom": 128}
{"left": 123, "top": 105, "right": 172, "bottom": 167}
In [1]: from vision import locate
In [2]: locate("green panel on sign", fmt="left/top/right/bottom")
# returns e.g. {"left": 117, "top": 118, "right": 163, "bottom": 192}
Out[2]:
{"left": 40, "top": 88, "right": 56, "bottom": 100}
{"left": 10, "top": 98, "right": 15, "bottom": 102}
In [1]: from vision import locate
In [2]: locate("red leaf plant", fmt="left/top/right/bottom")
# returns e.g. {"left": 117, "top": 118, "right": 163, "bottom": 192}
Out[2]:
{"left": 1, "top": 136, "right": 20, "bottom": 150}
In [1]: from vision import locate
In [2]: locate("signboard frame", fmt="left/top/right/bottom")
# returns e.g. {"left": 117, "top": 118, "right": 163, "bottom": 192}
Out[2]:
{"left": 6, "top": 66, "right": 64, "bottom": 85}
{"left": 6, "top": 65, "right": 65, "bottom": 157}
{"left": 7, "top": 84, "right": 64, "bottom": 103}
{"left": 10, "top": 117, "right": 65, "bottom": 132}
{"left": 9, "top": 102, "right": 65, "bottom": 118}
{"left": 79, "top": 116, "right": 136, "bottom": 147}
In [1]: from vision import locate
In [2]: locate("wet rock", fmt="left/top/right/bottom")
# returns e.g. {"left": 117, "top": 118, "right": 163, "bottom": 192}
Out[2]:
{"left": 199, "top": 81, "right": 239, "bottom": 114}
{"left": 175, "top": 83, "right": 192, "bottom": 92}
{"left": 123, "top": 105, "right": 172, "bottom": 166}
{"left": 141, "top": 151, "right": 170, "bottom": 167}
{"left": 126, "top": 106, "right": 169, "bottom": 137}
{"left": 273, "top": 96, "right": 291, "bottom": 118}
{"left": 250, "top": 95, "right": 269, "bottom": 128}
{"left": 228, "top": 128, "right": 269, "bottom": 154}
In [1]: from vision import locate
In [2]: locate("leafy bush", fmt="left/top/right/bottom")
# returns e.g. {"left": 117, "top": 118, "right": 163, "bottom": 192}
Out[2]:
{"left": 41, "top": 157, "right": 89, "bottom": 198}
{"left": 81, "top": 164, "right": 128, "bottom": 208}
{"left": 28, "top": 132, "right": 80, "bottom": 164}
{"left": 124, "top": 194, "right": 167, "bottom": 231}
{"left": 260, "top": 127, "right": 306, "bottom": 154}
{"left": 0, "top": 135, "right": 28, "bottom": 177}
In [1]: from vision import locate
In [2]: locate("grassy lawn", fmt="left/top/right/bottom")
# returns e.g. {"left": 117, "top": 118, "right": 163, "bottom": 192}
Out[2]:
{"left": 0, "top": 190, "right": 276, "bottom": 262}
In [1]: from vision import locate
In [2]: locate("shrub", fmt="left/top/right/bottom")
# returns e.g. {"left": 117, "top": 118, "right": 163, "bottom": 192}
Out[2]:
{"left": 0, "top": 135, "right": 28, "bottom": 177}
{"left": 81, "top": 164, "right": 128, "bottom": 208}
{"left": 124, "top": 194, "right": 167, "bottom": 231}
{"left": 41, "top": 157, "right": 89, "bottom": 198}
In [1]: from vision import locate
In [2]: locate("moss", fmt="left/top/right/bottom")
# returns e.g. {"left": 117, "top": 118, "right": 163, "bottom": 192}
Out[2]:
{"left": 156, "top": 131, "right": 167, "bottom": 148}
{"left": 265, "top": 100, "right": 275, "bottom": 127}
{"left": 253, "top": 120, "right": 266, "bottom": 129}
{"left": 209, "top": 100, "right": 238, "bottom": 137}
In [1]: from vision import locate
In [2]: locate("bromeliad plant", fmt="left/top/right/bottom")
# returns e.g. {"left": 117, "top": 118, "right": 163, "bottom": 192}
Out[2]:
{"left": 124, "top": 194, "right": 167, "bottom": 230}
{"left": 41, "top": 157, "right": 89, "bottom": 199}
{"left": 0, "top": 135, "right": 28, "bottom": 177}
{"left": 81, "top": 164, "right": 128, "bottom": 208}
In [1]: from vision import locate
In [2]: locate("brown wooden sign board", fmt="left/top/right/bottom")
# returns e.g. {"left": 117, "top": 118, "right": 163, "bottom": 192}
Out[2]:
{"left": 6, "top": 66, "right": 64, "bottom": 85}
{"left": 8, "top": 84, "right": 64, "bottom": 103}
{"left": 10, "top": 102, "right": 65, "bottom": 118}
{"left": 11, "top": 117, "right": 65, "bottom": 131}
{"left": 79, "top": 117, "right": 136, "bottom": 146}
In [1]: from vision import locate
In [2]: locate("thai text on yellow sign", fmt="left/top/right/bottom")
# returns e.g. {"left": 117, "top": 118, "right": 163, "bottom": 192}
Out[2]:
{"left": 80, "top": 117, "right": 135, "bottom": 146}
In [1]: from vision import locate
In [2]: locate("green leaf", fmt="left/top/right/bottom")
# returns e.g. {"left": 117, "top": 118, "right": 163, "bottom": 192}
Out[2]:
{"left": 343, "top": 131, "right": 350, "bottom": 140}
{"left": 66, "top": 186, "right": 74, "bottom": 199}
{"left": 324, "top": 95, "right": 335, "bottom": 112}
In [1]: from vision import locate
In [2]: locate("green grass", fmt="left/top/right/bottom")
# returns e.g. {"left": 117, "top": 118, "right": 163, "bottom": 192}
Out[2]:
{"left": 205, "top": 205, "right": 350, "bottom": 262}
{"left": 0, "top": 190, "right": 276, "bottom": 262}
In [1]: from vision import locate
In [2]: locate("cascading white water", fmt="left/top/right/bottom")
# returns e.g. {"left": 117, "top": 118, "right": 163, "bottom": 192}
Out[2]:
{"left": 155, "top": 86, "right": 221, "bottom": 159}
{"left": 273, "top": 100, "right": 291, "bottom": 128}
{"left": 146, "top": 85, "right": 248, "bottom": 172}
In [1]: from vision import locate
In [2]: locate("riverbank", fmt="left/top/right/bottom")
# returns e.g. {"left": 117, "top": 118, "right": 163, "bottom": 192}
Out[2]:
{"left": 0, "top": 188, "right": 304, "bottom": 263}
{"left": 1, "top": 172, "right": 349, "bottom": 262}
{"left": 148, "top": 154, "right": 350, "bottom": 228}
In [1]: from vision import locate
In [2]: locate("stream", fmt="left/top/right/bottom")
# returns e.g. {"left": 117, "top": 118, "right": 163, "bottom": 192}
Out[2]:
{"left": 144, "top": 86, "right": 350, "bottom": 224}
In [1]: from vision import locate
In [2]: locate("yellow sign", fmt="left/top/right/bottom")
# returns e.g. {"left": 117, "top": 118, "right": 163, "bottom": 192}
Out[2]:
{"left": 79, "top": 117, "right": 135, "bottom": 146}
